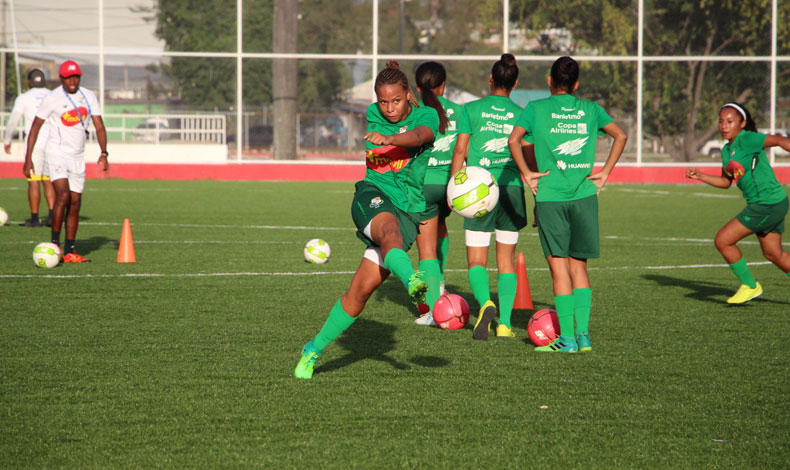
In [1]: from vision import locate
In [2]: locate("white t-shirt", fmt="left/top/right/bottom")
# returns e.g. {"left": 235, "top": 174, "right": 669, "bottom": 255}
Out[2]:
{"left": 36, "top": 85, "right": 101, "bottom": 157}
{"left": 3, "top": 87, "right": 51, "bottom": 149}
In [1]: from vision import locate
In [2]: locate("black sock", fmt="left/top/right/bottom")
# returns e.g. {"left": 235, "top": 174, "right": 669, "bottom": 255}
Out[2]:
{"left": 31, "top": 213, "right": 39, "bottom": 223}
{"left": 65, "top": 239, "right": 76, "bottom": 255}
{"left": 51, "top": 231, "right": 61, "bottom": 246}
{"left": 47, "top": 209, "right": 53, "bottom": 218}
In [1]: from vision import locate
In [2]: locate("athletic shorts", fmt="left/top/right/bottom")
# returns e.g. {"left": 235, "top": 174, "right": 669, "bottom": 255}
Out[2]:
{"left": 537, "top": 195, "right": 600, "bottom": 259}
{"left": 351, "top": 180, "right": 420, "bottom": 251}
{"left": 416, "top": 183, "right": 452, "bottom": 222}
{"left": 736, "top": 197, "right": 788, "bottom": 236}
{"left": 464, "top": 183, "right": 527, "bottom": 233}
{"left": 47, "top": 153, "right": 86, "bottom": 194}
{"left": 27, "top": 146, "right": 50, "bottom": 181}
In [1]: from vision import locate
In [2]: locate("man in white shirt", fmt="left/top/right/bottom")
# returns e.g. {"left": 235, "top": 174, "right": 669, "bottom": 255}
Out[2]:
{"left": 24, "top": 60, "right": 109, "bottom": 263}
{"left": 4, "top": 69, "right": 54, "bottom": 227}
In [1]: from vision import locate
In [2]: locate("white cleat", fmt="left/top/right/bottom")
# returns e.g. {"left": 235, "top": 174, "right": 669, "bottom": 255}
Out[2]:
{"left": 414, "top": 313, "right": 436, "bottom": 326}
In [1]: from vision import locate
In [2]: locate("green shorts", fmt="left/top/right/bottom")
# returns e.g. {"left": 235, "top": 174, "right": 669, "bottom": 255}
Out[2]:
{"left": 736, "top": 197, "right": 788, "bottom": 236}
{"left": 416, "top": 183, "right": 452, "bottom": 222}
{"left": 464, "top": 183, "right": 527, "bottom": 232}
{"left": 351, "top": 180, "right": 420, "bottom": 250}
{"left": 536, "top": 195, "right": 599, "bottom": 259}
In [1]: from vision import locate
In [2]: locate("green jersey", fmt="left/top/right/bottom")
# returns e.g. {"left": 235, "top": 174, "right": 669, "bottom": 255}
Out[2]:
{"left": 721, "top": 130, "right": 786, "bottom": 205}
{"left": 460, "top": 95, "right": 524, "bottom": 187}
{"left": 517, "top": 94, "right": 613, "bottom": 202}
{"left": 421, "top": 96, "right": 468, "bottom": 185}
{"left": 365, "top": 102, "right": 440, "bottom": 213}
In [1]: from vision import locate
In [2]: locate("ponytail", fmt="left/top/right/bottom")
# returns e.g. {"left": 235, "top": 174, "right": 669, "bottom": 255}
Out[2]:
{"left": 415, "top": 61, "right": 449, "bottom": 134}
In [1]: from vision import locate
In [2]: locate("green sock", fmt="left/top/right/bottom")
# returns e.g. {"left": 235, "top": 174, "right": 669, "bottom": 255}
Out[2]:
{"left": 729, "top": 257, "right": 757, "bottom": 289}
{"left": 419, "top": 259, "right": 442, "bottom": 311}
{"left": 497, "top": 273, "right": 517, "bottom": 328}
{"left": 554, "top": 294, "right": 575, "bottom": 340}
{"left": 313, "top": 300, "right": 357, "bottom": 353}
{"left": 384, "top": 248, "right": 416, "bottom": 289}
{"left": 573, "top": 288, "right": 592, "bottom": 335}
{"left": 468, "top": 265, "right": 491, "bottom": 307}
{"left": 437, "top": 237, "right": 450, "bottom": 274}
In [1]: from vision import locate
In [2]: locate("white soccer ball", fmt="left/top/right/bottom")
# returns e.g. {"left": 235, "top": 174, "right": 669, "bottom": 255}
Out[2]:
{"left": 304, "top": 238, "right": 331, "bottom": 264}
{"left": 446, "top": 166, "right": 500, "bottom": 218}
{"left": 0, "top": 207, "right": 8, "bottom": 226}
{"left": 33, "top": 242, "right": 62, "bottom": 268}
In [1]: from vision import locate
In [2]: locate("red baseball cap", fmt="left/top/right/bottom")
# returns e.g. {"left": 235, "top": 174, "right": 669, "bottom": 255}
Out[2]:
{"left": 59, "top": 60, "right": 82, "bottom": 78}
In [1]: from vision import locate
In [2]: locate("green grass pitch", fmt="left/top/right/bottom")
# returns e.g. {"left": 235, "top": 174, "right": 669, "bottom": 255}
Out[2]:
{"left": 1, "top": 179, "right": 788, "bottom": 468}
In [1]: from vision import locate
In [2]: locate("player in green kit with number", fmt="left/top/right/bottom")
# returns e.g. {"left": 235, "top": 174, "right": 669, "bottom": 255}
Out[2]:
{"left": 686, "top": 102, "right": 790, "bottom": 304}
{"left": 413, "top": 61, "right": 469, "bottom": 326}
{"left": 295, "top": 61, "right": 439, "bottom": 379}
{"left": 450, "top": 53, "right": 535, "bottom": 340}
{"left": 508, "top": 56, "right": 627, "bottom": 352}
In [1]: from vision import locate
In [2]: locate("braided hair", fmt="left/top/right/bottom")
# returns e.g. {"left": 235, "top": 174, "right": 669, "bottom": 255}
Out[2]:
{"left": 415, "top": 61, "right": 449, "bottom": 134}
{"left": 375, "top": 61, "right": 418, "bottom": 107}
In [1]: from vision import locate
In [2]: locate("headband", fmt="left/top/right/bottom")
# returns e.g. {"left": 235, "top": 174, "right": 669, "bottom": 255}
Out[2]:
{"left": 721, "top": 103, "right": 747, "bottom": 121}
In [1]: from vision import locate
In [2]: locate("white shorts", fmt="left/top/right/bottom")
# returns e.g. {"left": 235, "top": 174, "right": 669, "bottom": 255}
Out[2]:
{"left": 363, "top": 246, "right": 387, "bottom": 269}
{"left": 465, "top": 229, "right": 519, "bottom": 247}
{"left": 48, "top": 153, "right": 86, "bottom": 194}
{"left": 28, "top": 146, "right": 49, "bottom": 180}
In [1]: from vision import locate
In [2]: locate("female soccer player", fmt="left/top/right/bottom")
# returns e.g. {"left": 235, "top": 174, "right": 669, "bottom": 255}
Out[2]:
{"left": 295, "top": 61, "right": 439, "bottom": 379}
{"left": 508, "top": 56, "right": 627, "bottom": 352}
{"left": 413, "top": 61, "right": 469, "bottom": 326}
{"left": 449, "top": 53, "right": 531, "bottom": 340}
{"left": 686, "top": 103, "right": 790, "bottom": 304}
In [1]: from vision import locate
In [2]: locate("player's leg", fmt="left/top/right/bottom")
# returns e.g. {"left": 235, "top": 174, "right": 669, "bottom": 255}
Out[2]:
{"left": 62, "top": 160, "right": 90, "bottom": 263}
{"left": 416, "top": 214, "right": 441, "bottom": 324}
{"left": 566, "top": 195, "right": 598, "bottom": 351}
{"left": 42, "top": 179, "right": 55, "bottom": 226}
{"left": 437, "top": 216, "right": 450, "bottom": 275}
{"left": 715, "top": 217, "right": 760, "bottom": 303}
{"left": 494, "top": 234, "right": 517, "bottom": 338}
{"left": 22, "top": 179, "right": 42, "bottom": 226}
{"left": 569, "top": 256, "right": 592, "bottom": 351}
{"left": 296, "top": 256, "right": 389, "bottom": 379}
{"left": 758, "top": 232, "right": 790, "bottom": 273}
{"left": 49, "top": 178, "right": 70, "bottom": 246}
{"left": 466, "top": 230, "right": 495, "bottom": 340}
{"left": 369, "top": 212, "right": 426, "bottom": 306}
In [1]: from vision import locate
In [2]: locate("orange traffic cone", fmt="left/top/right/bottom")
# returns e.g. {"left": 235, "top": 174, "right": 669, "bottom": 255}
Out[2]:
{"left": 117, "top": 218, "right": 137, "bottom": 263}
{"left": 513, "top": 252, "right": 533, "bottom": 309}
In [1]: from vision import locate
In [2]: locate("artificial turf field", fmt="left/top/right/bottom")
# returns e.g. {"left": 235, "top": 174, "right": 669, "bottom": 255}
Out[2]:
{"left": 1, "top": 178, "right": 788, "bottom": 469}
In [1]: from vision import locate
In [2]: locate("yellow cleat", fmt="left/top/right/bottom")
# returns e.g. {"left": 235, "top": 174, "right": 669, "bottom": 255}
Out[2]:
{"left": 496, "top": 324, "right": 515, "bottom": 338}
{"left": 726, "top": 282, "right": 763, "bottom": 304}
{"left": 473, "top": 300, "right": 497, "bottom": 341}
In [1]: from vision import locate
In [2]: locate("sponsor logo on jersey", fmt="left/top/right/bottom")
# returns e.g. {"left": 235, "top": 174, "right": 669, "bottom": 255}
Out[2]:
{"left": 481, "top": 137, "right": 508, "bottom": 154}
{"left": 60, "top": 107, "right": 88, "bottom": 127}
{"left": 431, "top": 134, "right": 457, "bottom": 153}
{"left": 398, "top": 125, "right": 408, "bottom": 134}
{"left": 552, "top": 109, "right": 585, "bottom": 120}
{"left": 481, "top": 111, "right": 512, "bottom": 121}
{"left": 724, "top": 160, "right": 746, "bottom": 182}
{"left": 553, "top": 136, "right": 589, "bottom": 156}
{"left": 479, "top": 157, "right": 491, "bottom": 167}
{"left": 366, "top": 145, "right": 410, "bottom": 173}
{"left": 370, "top": 197, "right": 383, "bottom": 208}
{"left": 556, "top": 159, "right": 592, "bottom": 171}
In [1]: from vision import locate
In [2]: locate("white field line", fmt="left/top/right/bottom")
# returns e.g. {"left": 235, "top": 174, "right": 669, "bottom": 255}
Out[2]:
{"left": 0, "top": 261, "right": 774, "bottom": 280}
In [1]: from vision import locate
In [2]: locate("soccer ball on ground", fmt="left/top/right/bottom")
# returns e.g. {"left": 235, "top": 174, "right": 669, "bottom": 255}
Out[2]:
{"left": 304, "top": 238, "right": 331, "bottom": 264}
{"left": 33, "top": 242, "right": 62, "bottom": 268}
{"left": 446, "top": 166, "right": 499, "bottom": 219}
{"left": 0, "top": 207, "right": 8, "bottom": 226}
{"left": 528, "top": 308, "right": 560, "bottom": 346}
{"left": 432, "top": 293, "right": 470, "bottom": 330}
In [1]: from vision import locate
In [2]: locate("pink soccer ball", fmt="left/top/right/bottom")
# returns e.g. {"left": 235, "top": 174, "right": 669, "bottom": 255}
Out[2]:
{"left": 528, "top": 309, "right": 560, "bottom": 346}
{"left": 433, "top": 293, "right": 470, "bottom": 330}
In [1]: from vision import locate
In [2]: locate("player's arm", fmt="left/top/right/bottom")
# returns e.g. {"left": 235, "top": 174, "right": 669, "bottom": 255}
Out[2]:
{"left": 364, "top": 125, "right": 434, "bottom": 149}
{"left": 763, "top": 134, "right": 790, "bottom": 152}
{"left": 22, "top": 117, "right": 45, "bottom": 178}
{"left": 685, "top": 167, "right": 732, "bottom": 188}
{"left": 508, "top": 125, "right": 548, "bottom": 196}
{"left": 93, "top": 115, "right": 109, "bottom": 172}
{"left": 3, "top": 103, "right": 23, "bottom": 154}
{"left": 449, "top": 133, "right": 470, "bottom": 177}
{"left": 587, "top": 122, "right": 627, "bottom": 195}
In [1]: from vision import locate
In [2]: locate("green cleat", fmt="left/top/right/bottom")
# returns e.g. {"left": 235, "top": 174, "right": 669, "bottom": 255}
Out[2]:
{"left": 294, "top": 341, "right": 321, "bottom": 379}
{"left": 576, "top": 333, "right": 592, "bottom": 352}
{"left": 407, "top": 271, "right": 428, "bottom": 306}
{"left": 534, "top": 336, "right": 579, "bottom": 353}
{"left": 473, "top": 300, "right": 497, "bottom": 341}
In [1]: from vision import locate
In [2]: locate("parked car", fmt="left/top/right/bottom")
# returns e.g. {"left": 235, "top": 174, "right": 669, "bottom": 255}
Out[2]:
{"left": 227, "top": 125, "right": 273, "bottom": 149}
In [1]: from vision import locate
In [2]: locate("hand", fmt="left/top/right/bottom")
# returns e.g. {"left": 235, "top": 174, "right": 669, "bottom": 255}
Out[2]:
{"left": 586, "top": 170, "right": 610, "bottom": 196}
{"left": 364, "top": 132, "right": 392, "bottom": 146}
{"left": 22, "top": 159, "right": 32, "bottom": 178}
{"left": 98, "top": 154, "right": 110, "bottom": 173}
{"left": 686, "top": 167, "right": 701, "bottom": 180}
{"left": 3, "top": 143, "right": 10, "bottom": 155}
{"left": 523, "top": 170, "right": 549, "bottom": 196}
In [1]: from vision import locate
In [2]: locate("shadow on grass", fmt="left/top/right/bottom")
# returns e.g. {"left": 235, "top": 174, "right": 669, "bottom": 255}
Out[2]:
{"left": 78, "top": 236, "right": 115, "bottom": 256}
{"left": 316, "top": 317, "right": 449, "bottom": 375}
{"left": 641, "top": 273, "right": 790, "bottom": 306}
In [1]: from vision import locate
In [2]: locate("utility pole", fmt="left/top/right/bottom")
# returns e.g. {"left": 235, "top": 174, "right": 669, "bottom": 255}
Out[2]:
{"left": 272, "top": 0, "right": 298, "bottom": 160}
{"left": 1, "top": 0, "right": 6, "bottom": 113}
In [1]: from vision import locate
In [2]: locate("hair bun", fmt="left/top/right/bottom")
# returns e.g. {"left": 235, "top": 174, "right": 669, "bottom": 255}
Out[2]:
{"left": 500, "top": 53, "right": 516, "bottom": 66}
{"left": 385, "top": 60, "right": 401, "bottom": 70}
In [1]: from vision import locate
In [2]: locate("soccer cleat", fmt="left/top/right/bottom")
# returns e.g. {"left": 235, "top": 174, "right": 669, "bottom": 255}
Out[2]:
{"left": 414, "top": 313, "right": 436, "bottom": 326}
{"left": 407, "top": 271, "right": 428, "bottom": 306}
{"left": 473, "top": 300, "right": 497, "bottom": 341}
{"left": 19, "top": 218, "right": 42, "bottom": 227}
{"left": 576, "top": 333, "right": 592, "bottom": 352}
{"left": 62, "top": 253, "right": 92, "bottom": 263}
{"left": 43, "top": 217, "right": 52, "bottom": 227}
{"left": 294, "top": 341, "right": 321, "bottom": 380}
{"left": 496, "top": 324, "right": 515, "bottom": 338}
{"left": 534, "top": 336, "right": 579, "bottom": 353}
{"left": 726, "top": 282, "right": 763, "bottom": 304}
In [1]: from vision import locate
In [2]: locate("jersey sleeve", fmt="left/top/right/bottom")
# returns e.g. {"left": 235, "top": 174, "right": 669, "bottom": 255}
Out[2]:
{"left": 594, "top": 103, "right": 613, "bottom": 133}
{"left": 416, "top": 106, "right": 440, "bottom": 137}
{"left": 741, "top": 131, "right": 767, "bottom": 152}
{"left": 3, "top": 97, "right": 24, "bottom": 144}
{"left": 516, "top": 104, "right": 536, "bottom": 143}
{"left": 35, "top": 92, "right": 57, "bottom": 121}
{"left": 87, "top": 90, "right": 102, "bottom": 116}
{"left": 454, "top": 102, "right": 471, "bottom": 135}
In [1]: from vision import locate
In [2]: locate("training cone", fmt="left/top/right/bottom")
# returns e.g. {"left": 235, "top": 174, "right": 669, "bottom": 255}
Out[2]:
{"left": 117, "top": 218, "right": 137, "bottom": 263}
{"left": 513, "top": 252, "right": 533, "bottom": 309}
